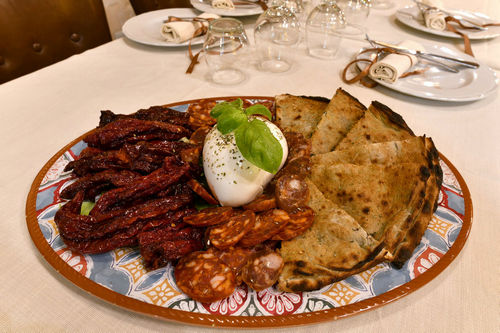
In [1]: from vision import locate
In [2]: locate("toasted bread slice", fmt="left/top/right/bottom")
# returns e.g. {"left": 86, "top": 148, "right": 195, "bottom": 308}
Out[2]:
{"left": 275, "top": 94, "right": 329, "bottom": 138}
{"left": 335, "top": 101, "right": 414, "bottom": 150}
{"left": 278, "top": 181, "right": 385, "bottom": 292}
{"left": 310, "top": 88, "right": 366, "bottom": 154}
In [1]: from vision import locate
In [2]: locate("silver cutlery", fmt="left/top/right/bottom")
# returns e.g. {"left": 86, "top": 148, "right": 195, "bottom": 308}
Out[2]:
{"left": 412, "top": 0, "right": 487, "bottom": 31}
{"left": 365, "top": 35, "right": 480, "bottom": 71}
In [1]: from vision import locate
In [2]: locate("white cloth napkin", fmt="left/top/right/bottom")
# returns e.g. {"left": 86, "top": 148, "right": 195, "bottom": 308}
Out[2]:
{"left": 160, "top": 13, "right": 220, "bottom": 43}
{"left": 423, "top": 8, "right": 447, "bottom": 30}
{"left": 369, "top": 40, "right": 425, "bottom": 83}
{"left": 212, "top": 0, "right": 235, "bottom": 10}
{"left": 419, "top": 0, "right": 447, "bottom": 30}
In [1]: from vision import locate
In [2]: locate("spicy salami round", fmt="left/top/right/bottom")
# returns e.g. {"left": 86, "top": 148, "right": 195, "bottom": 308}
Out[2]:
{"left": 242, "top": 194, "right": 277, "bottom": 212}
{"left": 183, "top": 206, "right": 233, "bottom": 226}
{"left": 209, "top": 210, "right": 255, "bottom": 249}
{"left": 272, "top": 206, "right": 315, "bottom": 241}
{"left": 275, "top": 174, "right": 310, "bottom": 212}
{"left": 238, "top": 209, "right": 290, "bottom": 248}
{"left": 241, "top": 249, "right": 284, "bottom": 291}
{"left": 174, "top": 251, "right": 236, "bottom": 303}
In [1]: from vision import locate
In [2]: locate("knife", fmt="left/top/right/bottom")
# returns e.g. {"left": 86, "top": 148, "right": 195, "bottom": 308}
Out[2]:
{"left": 369, "top": 39, "right": 480, "bottom": 70}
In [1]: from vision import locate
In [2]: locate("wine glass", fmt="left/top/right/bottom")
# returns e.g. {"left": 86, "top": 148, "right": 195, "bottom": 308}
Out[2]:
{"left": 203, "top": 18, "right": 251, "bottom": 85}
{"left": 254, "top": 5, "right": 301, "bottom": 72}
{"left": 305, "top": 0, "right": 346, "bottom": 59}
{"left": 336, "top": 0, "right": 370, "bottom": 35}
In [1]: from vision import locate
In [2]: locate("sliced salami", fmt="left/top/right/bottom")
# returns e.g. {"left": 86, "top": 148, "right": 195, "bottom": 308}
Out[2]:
{"left": 209, "top": 210, "right": 255, "bottom": 249}
{"left": 272, "top": 206, "right": 315, "bottom": 241}
{"left": 275, "top": 174, "right": 310, "bottom": 212}
{"left": 238, "top": 209, "right": 290, "bottom": 248}
{"left": 175, "top": 251, "right": 236, "bottom": 303}
{"left": 241, "top": 249, "right": 284, "bottom": 291}
{"left": 183, "top": 206, "right": 233, "bottom": 226}
{"left": 242, "top": 194, "right": 277, "bottom": 212}
{"left": 187, "top": 179, "right": 218, "bottom": 205}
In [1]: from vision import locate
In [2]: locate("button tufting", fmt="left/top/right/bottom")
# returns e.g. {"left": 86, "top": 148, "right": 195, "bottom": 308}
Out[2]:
{"left": 32, "top": 43, "right": 42, "bottom": 52}
{"left": 0, "top": 56, "right": 4, "bottom": 65}
{"left": 70, "top": 33, "right": 81, "bottom": 42}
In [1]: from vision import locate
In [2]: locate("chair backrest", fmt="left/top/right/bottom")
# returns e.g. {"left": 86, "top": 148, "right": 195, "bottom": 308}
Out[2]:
{"left": 0, "top": 0, "right": 111, "bottom": 84}
{"left": 129, "top": 0, "right": 192, "bottom": 15}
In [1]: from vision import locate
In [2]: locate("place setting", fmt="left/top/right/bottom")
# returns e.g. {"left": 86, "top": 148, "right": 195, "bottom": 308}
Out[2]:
{"left": 396, "top": 0, "right": 500, "bottom": 40}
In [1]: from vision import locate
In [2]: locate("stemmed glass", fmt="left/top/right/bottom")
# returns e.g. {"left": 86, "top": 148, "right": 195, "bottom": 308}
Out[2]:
{"left": 305, "top": 0, "right": 346, "bottom": 59}
{"left": 203, "top": 18, "right": 251, "bottom": 85}
{"left": 254, "top": 5, "right": 301, "bottom": 72}
{"left": 336, "top": 0, "right": 370, "bottom": 35}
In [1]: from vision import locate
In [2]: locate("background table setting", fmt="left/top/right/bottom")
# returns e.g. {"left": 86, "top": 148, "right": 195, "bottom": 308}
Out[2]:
{"left": 1, "top": 0, "right": 499, "bottom": 332}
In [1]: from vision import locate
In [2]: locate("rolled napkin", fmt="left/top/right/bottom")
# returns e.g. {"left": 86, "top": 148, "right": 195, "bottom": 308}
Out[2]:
{"left": 161, "top": 21, "right": 196, "bottom": 43}
{"left": 161, "top": 13, "right": 220, "bottom": 43}
{"left": 369, "top": 40, "right": 425, "bottom": 83}
{"left": 423, "top": 8, "right": 447, "bottom": 31}
{"left": 212, "top": 0, "right": 235, "bottom": 10}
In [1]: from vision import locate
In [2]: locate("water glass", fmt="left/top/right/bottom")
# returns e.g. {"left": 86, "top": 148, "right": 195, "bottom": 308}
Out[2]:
{"left": 305, "top": 0, "right": 345, "bottom": 59}
{"left": 336, "top": 0, "right": 370, "bottom": 34}
{"left": 254, "top": 6, "right": 301, "bottom": 72}
{"left": 203, "top": 18, "right": 250, "bottom": 85}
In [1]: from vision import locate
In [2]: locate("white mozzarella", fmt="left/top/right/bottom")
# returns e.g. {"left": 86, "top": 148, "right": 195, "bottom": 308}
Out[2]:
{"left": 203, "top": 118, "right": 288, "bottom": 207}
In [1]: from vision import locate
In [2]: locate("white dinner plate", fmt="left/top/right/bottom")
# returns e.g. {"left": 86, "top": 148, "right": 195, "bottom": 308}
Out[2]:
{"left": 190, "top": 0, "right": 263, "bottom": 16}
{"left": 122, "top": 8, "right": 206, "bottom": 47}
{"left": 356, "top": 42, "right": 498, "bottom": 102}
{"left": 396, "top": 5, "right": 500, "bottom": 40}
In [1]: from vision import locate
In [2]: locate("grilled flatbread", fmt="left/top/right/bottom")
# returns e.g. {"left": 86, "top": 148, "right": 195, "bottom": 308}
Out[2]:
{"left": 335, "top": 101, "right": 414, "bottom": 150}
{"left": 310, "top": 88, "right": 366, "bottom": 154}
{"left": 392, "top": 138, "right": 442, "bottom": 267}
{"left": 275, "top": 94, "right": 329, "bottom": 138}
{"left": 309, "top": 162, "right": 430, "bottom": 256}
{"left": 278, "top": 181, "right": 386, "bottom": 292}
{"left": 312, "top": 136, "right": 429, "bottom": 166}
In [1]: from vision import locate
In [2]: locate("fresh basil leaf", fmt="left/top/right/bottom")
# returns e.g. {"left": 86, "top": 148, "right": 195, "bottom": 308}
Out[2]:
{"left": 210, "top": 98, "right": 243, "bottom": 119}
{"left": 217, "top": 109, "right": 247, "bottom": 134}
{"left": 234, "top": 119, "right": 283, "bottom": 174}
{"left": 245, "top": 104, "right": 272, "bottom": 120}
{"left": 80, "top": 201, "right": 95, "bottom": 216}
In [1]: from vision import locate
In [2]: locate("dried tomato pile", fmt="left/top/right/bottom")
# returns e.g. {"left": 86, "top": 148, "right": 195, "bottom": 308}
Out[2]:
{"left": 55, "top": 101, "right": 219, "bottom": 268}
{"left": 55, "top": 99, "right": 316, "bottom": 303}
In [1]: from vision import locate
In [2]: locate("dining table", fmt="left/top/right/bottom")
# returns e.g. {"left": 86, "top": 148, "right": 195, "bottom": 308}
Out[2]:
{"left": 1, "top": 0, "right": 499, "bottom": 332}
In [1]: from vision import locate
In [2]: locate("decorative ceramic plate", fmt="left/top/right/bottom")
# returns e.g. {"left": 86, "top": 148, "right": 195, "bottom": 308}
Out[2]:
{"left": 122, "top": 8, "right": 206, "bottom": 47}
{"left": 356, "top": 42, "right": 498, "bottom": 102}
{"left": 26, "top": 97, "right": 472, "bottom": 328}
{"left": 190, "top": 0, "right": 264, "bottom": 17}
{"left": 396, "top": 5, "right": 500, "bottom": 40}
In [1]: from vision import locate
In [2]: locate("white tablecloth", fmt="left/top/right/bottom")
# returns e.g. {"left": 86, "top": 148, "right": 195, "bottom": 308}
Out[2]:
{"left": 1, "top": 1, "right": 499, "bottom": 332}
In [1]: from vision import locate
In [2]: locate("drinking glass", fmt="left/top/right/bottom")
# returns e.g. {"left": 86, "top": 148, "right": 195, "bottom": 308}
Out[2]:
{"left": 336, "top": 0, "right": 370, "bottom": 35}
{"left": 254, "top": 5, "right": 301, "bottom": 72}
{"left": 305, "top": 0, "right": 346, "bottom": 59}
{"left": 370, "top": 0, "right": 394, "bottom": 10}
{"left": 203, "top": 18, "right": 250, "bottom": 85}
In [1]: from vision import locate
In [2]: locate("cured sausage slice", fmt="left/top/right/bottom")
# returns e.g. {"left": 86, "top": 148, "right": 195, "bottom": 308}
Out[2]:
{"left": 272, "top": 207, "right": 315, "bottom": 241}
{"left": 212, "top": 246, "right": 254, "bottom": 284}
{"left": 190, "top": 126, "right": 211, "bottom": 145}
{"left": 183, "top": 206, "right": 233, "bottom": 226}
{"left": 209, "top": 210, "right": 255, "bottom": 249}
{"left": 284, "top": 131, "right": 311, "bottom": 162}
{"left": 238, "top": 209, "right": 290, "bottom": 248}
{"left": 241, "top": 249, "right": 284, "bottom": 291}
{"left": 275, "top": 174, "right": 309, "bottom": 212}
{"left": 175, "top": 251, "right": 236, "bottom": 303}
{"left": 242, "top": 194, "right": 277, "bottom": 212}
{"left": 187, "top": 179, "right": 219, "bottom": 205}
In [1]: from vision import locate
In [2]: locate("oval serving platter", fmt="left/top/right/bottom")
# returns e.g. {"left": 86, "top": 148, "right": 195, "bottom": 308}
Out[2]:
{"left": 26, "top": 96, "right": 473, "bottom": 328}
